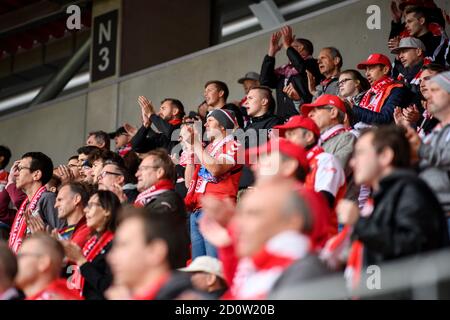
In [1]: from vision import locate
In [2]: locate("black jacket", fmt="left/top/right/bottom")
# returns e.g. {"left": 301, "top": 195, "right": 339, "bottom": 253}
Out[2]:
{"left": 286, "top": 47, "right": 323, "bottom": 103}
{"left": 79, "top": 241, "right": 113, "bottom": 300}
{"left": 145, "top": 189, "right": 187, "bottom": 220}
{"left": 353, "top": 170, "right": 450, "bottom": 268}
{"left": 260, "top": 54, "right": 303, "bottom": 120}
{"left": 268, "top": 254, "right": 346, "bottom": 299}
{"left": 131, "top": 115, "right": 181, "bottom": 153}
{"left": 238, "top": 113, "right": 283, "bottom": 189}
{"left": 155, "top": 271, "right": 194, "bottom": 300}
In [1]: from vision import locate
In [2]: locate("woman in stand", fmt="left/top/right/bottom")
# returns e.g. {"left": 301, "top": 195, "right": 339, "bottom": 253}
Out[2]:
{"left": 62, "top": 190, "right": 121, "bottom": 300}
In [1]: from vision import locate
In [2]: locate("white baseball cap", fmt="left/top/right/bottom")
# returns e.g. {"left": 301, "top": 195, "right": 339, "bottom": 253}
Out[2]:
{"left": 179, "top": 256, "right": 225, "bottom": 280}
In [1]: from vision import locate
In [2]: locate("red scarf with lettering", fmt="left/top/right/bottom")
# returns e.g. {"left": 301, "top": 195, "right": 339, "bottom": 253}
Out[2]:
{"left": 27, "top": 279, "right": 83, "bottom": 300}
{"left": 359, "top": 76, "right": 403, "bottom": 113}
{"left": 134, "top": 179, "right": 175, "bottom": 207}
{"left": 9, "top": 185, "right": 47, "bottom": 254}
{"left": 68, "top": 231, "right": 114, "bottom": 296}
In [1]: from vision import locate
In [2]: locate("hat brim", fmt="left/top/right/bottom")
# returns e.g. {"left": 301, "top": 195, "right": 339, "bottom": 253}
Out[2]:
{"left": 390, "top": 46, "right": 420, "bottom": 54}
{"left": 238, "top": 77, "right": 257, "bottom": 84}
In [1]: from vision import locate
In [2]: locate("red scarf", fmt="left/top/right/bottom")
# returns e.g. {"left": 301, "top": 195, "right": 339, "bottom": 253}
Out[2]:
{"left": 396, "top": 58, "right": 432, "bottom": 86}
{"left": 27, "top": 279, "right": 83, "bottom": 300}
{"left": 168, "top": 118, "right": 182, "bottom": 126}
{"left": 133, "top": 273, "right": 171, "bottom": 300}
{"left": 68, "top": 231, "right": 114, "bottom": 296}
{"left": 320, "top": 198, "right": 374, "bottom": 291}
{"left": 134, "top": 179, "right": 175, "bottom": 207}
{"left": 318, "top": 125, "right": 349, "bottom": 146}
{"left": 359, "top": 76, "right": 403, "bottom": 113}
{"left": 224, "top": 231, "right": 310, "bottom": 300}
{"left": 118, "top": 143, "right": 132, "bottom": 157}
{"left": 9, "top": 185, "right": 47, "bottom": 254}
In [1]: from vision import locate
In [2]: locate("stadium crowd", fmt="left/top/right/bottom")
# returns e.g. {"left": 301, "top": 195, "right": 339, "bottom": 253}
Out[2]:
{"left": 1, "top": 0, "right": 450, "bottom": 300}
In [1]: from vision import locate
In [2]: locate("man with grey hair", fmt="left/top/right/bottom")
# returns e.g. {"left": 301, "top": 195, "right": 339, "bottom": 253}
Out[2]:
{"left": 406, "top": 71, "right": 450, "bottom": 234}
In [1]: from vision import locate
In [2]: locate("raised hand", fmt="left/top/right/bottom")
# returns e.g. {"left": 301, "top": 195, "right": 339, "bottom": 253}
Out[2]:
{"left": 61, "top": 240, "right": 86, "bottom": 266}
{"left": 336, "top": 199, "right": 360, "bottom": 226}
{"left": 56, "top": 165, "right": 75, "bottom": 184}
{"left": 393, "top": 106, "right": 405, "bottom": 125}
{"left": 123, "top": 123, "right": 138, "bottom": 137}
{"left": 283, "top": 83, "right": 301, "bottom": 101}
{"left": 8, "top": 160, "right": 21, "bottom": 185}
{"left": 388, "top": 36, "right": 400, "bottom": 51}
{"left": 402, "top": 104, "right": 420, "bottom": 125}
{"left": 268, "top": 31, "right": 282, "bottom": 57}
{"left": 198, "top": 214, "right": 232, "bottom": 248}
{"left": 280, "top": 25, "right": 295, "bottom": 49}
{"left": 138, "top": 96, "right": 154, "bottom": 127}
{"left": 200, "top": 195, "right": 235, "bottom": 227}
{"left": 390, "top": 1, "right": 402, "bottom": 23}
{"left": 26, "top": 209, "right": 47, "bottom": 234}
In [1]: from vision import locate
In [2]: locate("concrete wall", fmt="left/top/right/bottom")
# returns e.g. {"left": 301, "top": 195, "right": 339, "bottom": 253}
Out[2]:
{"left": 1, "top": 0, "right": 447, "bottom": 168}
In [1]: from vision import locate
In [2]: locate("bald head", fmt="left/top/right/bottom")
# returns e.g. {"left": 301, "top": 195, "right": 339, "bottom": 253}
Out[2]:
{"left": 235, "top": 182, "right": 311, "bottom": 257}
{"left": 22, "top": 234, "right": 64, "bottom": 276}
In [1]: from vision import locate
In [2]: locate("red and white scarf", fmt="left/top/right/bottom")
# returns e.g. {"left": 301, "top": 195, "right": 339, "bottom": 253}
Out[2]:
{"left": 134, "top": 179, "right": 175, "bottom": 207}
{"left": 320, "top": 198, "right": 374, "bottom": 291}
{"left": 396, "top": 58, "right": 432, "bottom": 86}
{"left": 225, "top": 231, "right": 310, "bottom": 300}
{"left": 185, "top": 135, "right": 236, "bottom": 196}
{"left": 68, "top": 231, "right": 114, "bottom": 296}
{"left": 318, "top": 124, "right": 348, "bottom": 146}
{"left": 359, "top": 76, "right": 402, "bottom": 113}
{"left": 8, "top": 185, "right": 47, "bottom": 254}
{"left": 118, "top": 143, "right": 132, "bottom": 157}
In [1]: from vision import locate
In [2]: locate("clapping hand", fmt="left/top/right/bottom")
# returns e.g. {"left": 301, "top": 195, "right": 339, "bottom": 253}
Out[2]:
{"left": 268, "top": 31, "right": 282, "bottom": 57}
{"left": 280, "top": 25, "right": 295, "bottom": 49}
{"left": 138, "top": 96, "right": 155, "bottom": 127}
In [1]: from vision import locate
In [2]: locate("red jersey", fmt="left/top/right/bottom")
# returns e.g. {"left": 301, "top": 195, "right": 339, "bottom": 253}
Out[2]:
{"left": 26, "top": 279, "right": 82, "bottom": 300}
{"left": 185, "top": 135, "right": 243, "bottom": 211}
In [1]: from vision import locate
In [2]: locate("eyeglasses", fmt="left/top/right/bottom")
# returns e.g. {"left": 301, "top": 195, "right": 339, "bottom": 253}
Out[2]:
{"left": 338, "top": 78, "right": 354, "bottom": 86}
{"left": 99, "top": 171, "right": 123, "bottom": 179}
{"left": 17, "top": 166, "right": 31, "bottom": 172}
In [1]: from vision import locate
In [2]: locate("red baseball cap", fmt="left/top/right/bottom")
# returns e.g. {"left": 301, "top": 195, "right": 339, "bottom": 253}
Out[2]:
{"left": 300, "top": 94, "right": 346, "bottom": 117}
{"left": 273, "top": 115, "right": 321, "bottom": 138}
{"left": 357, "top": 53, "right": 391, "bottom": 70}
{"left": 246, "top": 138, "right": 309, "bottom": 173}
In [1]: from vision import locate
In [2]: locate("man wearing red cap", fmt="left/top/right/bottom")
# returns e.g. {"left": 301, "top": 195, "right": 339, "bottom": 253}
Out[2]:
{"left": 301, "top": 94, "right": 356, "bottom": 174}
{"left": 352, "top": 53, "right": 407, "bottom": 125}
{"left": 274, "top": 116, "right": 345, "bottom": 213}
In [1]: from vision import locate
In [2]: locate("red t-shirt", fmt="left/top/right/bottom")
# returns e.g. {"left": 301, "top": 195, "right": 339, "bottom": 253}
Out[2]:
{"left": 185, "top": 136, "right": 243, "bottom": 211}
{"left": 26, "top": 279, "right": 82, "bottom": 300}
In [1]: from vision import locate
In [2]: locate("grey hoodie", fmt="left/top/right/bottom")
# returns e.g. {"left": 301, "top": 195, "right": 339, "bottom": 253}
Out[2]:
{"left": 419, "top": 124, "right": 450, "bottom": 213}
